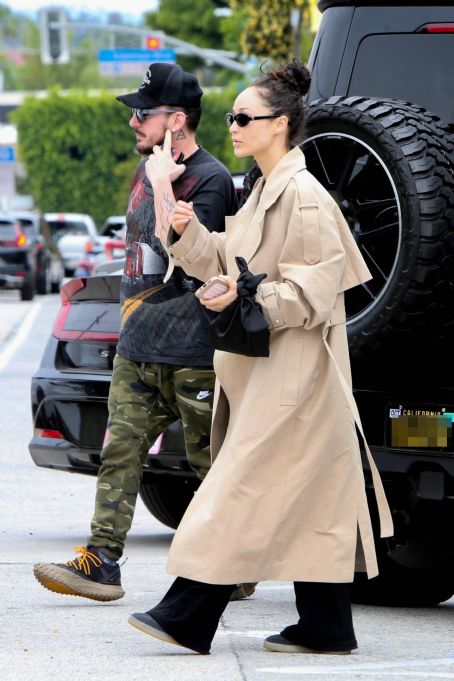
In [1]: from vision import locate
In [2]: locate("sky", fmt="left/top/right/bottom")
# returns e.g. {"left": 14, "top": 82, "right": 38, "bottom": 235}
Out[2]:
{"left": 5, "top": 0, "right": 158, "bottom": 21}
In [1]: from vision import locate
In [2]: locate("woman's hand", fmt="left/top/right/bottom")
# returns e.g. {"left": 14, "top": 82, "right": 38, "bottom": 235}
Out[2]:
{"left": 145, "top": 129, "right": 186, "bottom": 184}
{"left": 199, "top": 275, "right": 238, "bottom": 312}
{"left": 171, "top": 200, "right": 194, "bottom": 235}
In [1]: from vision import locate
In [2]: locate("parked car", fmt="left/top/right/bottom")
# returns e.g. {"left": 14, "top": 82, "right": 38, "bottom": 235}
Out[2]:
{"left": 99, "top": 215, "right": 126, "bottom": 238}
{"left": 29, "top": 2, "right": 454, "bottom": 607}
{"left": 74, "top": 236, "right": 126, "bottom": 278}
{"left": 28, "top": 275, "right": 199, "bottom": 530}
{"left": 302, "top": 0, "right": 454, "bottom": 608}
{"left": 11, "top": 211, "right": 64, "bottom": 294}
{"left": 74, "top": 215, "right": 127, "bottom": 277}
{"left": 42, "top": 213, "right": 98, "bottom": 276}
{"left": 0, "top": 213, "right": 37, "bottom": 300}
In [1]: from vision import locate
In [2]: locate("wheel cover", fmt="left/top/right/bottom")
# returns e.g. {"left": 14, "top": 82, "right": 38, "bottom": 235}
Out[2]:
{"left": 303, "top": 132, "right": 402, "bottom": 325}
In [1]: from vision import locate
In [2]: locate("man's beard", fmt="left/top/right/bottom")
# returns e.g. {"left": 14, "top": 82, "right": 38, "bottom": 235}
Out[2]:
{"left": 135, "top": 131, "right": 165, "bottom": 156}
{"left": 135, "top": 142, "right": 154, "bottom": 155}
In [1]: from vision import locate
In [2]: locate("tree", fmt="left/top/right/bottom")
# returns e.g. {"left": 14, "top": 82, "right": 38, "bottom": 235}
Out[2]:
{"left": 236, "top": 0, "right": 314, "bottom": 63}
{"left": 12, "top": 89, "right": 246, "bottom": 224}
{"left": 146, "top": 0, "right": 224, "bottom": 49}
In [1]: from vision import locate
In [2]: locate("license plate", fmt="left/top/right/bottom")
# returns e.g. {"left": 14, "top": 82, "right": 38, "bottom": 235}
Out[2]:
{"left": 387, "top": 405, "right": 454, "bottom": 450}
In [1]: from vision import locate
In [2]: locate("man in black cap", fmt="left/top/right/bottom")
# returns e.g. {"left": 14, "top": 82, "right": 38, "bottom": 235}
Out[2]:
{"left": 33, "top": 62, "right": 241, "bottom": 601}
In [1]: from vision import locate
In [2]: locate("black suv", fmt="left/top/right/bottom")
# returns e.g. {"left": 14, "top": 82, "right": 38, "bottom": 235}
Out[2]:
{"left": 0, "top": 212, "right": 44, "bottom": 300}
{"left": 301, "top": 0, "right": 454, "bottom": 607}
{"left": 0, "top": 211, "right": 64, "bottom": 299}
{"left": 29, "top": 3, "right": 454, "bottom": 606}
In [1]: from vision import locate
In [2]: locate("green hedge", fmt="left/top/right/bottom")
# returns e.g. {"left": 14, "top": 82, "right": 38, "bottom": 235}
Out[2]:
{"left": 12, "top": 86, "right": 248, "bottom": 227}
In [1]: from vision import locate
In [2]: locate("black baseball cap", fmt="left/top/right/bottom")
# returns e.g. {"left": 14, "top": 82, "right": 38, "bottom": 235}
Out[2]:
{"left": 116, "top": 63, "right": 202, "bottom": 109}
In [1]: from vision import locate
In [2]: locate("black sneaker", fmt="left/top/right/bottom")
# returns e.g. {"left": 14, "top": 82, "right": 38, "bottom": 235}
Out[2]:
{"left": 33, "top": 546, "right": 125, "bottom": 601}
{"left": 263, "top": 634, "right": 352, "bottom": 654}
{"left": 128, "top": 612, "right": 209, "bottom": 655}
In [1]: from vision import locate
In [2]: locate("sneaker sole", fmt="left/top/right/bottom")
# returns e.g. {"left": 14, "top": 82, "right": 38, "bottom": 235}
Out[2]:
{"left": 128, "top": 615, "right": 180, "bottom": 646}
{"left": 263, "top": 640, "right": 351, "bottom": 654}
{"left": 33, "top": 563, "right": 125, "bottom": 602}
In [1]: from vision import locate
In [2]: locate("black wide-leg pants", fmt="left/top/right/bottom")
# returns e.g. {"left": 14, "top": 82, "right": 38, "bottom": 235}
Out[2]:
{"left": 147, "top": 577, "right": 357, "bottom": 654}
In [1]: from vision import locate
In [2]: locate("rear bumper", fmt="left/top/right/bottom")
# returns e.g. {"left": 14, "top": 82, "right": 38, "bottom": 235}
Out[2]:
{"left": 29, "top": 436, "right": 100, "bottom": 474}
{"left": 0, "top": 273, "right": 25, "bottom": 287}
{"left": 365, "top": 446, "right": 454, "bottom": 477}
{"left": 29, "top": 433, "right": 196, "bottom": 478}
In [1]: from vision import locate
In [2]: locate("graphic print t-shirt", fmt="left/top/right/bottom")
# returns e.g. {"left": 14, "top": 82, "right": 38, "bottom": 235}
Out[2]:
{"left": 116, "top": 147, "right": 237, "bottom": 365}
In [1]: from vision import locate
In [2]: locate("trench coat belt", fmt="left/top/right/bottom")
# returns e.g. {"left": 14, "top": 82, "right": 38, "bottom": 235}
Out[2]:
{"left": 323, "top": 312, "right": 394, "bottom": 539}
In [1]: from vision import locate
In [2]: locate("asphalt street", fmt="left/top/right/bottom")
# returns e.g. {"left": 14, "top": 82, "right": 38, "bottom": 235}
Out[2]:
{"left": 0, "top": 289, "right": 453, "bottom": 681}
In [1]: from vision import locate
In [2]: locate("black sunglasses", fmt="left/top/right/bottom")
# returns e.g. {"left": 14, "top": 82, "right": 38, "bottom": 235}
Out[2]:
{"left": 132, "top": 108, "right": 180, "bottom": 123}
{"left": 225, "top": 112, "right": 279, "bottom": 128}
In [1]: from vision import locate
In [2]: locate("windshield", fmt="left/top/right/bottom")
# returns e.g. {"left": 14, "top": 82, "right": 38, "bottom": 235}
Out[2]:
{"left": 46, "top": 220, "right": 90, "bottom": 239}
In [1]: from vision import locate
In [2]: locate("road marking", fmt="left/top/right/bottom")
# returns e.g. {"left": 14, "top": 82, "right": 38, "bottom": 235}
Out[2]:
{"left": 259, "top": 672, "right": 454, "bottom": 678}
{"left": 221, "top": 630, "right": 274, "bottom": 638}
{"left": 0, "top": 300, "right": 42, "bottom": 372}
{"left": 258, "top": 657, "right": 454, "bottom": 675}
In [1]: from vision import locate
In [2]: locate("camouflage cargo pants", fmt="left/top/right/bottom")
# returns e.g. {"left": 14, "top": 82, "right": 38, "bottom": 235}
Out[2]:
{"left": 88, "top": 354, "right": 214, "bottom": 560}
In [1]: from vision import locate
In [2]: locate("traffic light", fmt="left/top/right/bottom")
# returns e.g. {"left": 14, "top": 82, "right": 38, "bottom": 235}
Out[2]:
{"left": 146, "top": 36, "right": 161, "bottom": 50}
{"left": 40, "top": 7, "right": 70, "bottom": 64}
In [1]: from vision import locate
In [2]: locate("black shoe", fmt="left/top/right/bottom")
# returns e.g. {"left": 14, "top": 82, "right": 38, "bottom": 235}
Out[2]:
{"left": 263, "top": 634, "right": 352, "bottom": 654}
{"left": 33, "top": 545, "right": 125, "bottom": 601}
{"left": 128, "top": 612, "right": 209, "bottom": 655}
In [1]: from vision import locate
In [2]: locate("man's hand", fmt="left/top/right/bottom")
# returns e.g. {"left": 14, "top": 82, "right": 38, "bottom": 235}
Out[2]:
{"left": 145, "top": 129, "right": 186, "bottom": 184}
{"left": 199, "top": 275, "right": 238, "bottom": 312}
{"left": 171, "top": 200, "right": 194, "bottom": 235}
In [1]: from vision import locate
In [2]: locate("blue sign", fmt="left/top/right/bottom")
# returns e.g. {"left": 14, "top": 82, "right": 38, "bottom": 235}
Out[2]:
{"left": 99, "top": 48, "right": 176, "bottom": 63}
{"left": 99, "top": 49, "right": 176, "bottom": 77}
{"left": 0, "top": 146, "right": 14, "bottom": 163}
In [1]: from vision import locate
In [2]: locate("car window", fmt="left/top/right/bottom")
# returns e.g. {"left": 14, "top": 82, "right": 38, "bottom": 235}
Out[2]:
{"left": 101, "top": 224, "right": 123, "bottom": 238}
{"left": 15, "top": 218, "right": 36, "bottom": 238}
{"left": 348, "top": 34, "right": 454, "bottom": 123}
{"left": 46, "top": 220, "right": 90, "bottom": 239}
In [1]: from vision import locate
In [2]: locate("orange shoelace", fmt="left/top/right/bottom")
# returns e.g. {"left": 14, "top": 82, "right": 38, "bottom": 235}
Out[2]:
{"left": 67, "top": 546, "right": 102, "bottom": 575}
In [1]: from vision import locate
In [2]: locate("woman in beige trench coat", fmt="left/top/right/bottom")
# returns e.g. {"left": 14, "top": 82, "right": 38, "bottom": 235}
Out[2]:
{"left": 128, "top": 60, "right": 393, "bottom": 656}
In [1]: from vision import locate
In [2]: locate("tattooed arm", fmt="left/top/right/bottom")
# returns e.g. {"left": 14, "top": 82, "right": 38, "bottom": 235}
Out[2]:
{"left": 152, "top": 178, "right": 177, "bottom": 248}
{"left": 145, "top": 130, "right": 186, "bottom": 247}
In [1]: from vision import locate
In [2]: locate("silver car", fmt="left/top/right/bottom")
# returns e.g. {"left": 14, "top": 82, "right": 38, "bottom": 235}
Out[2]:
{"left": 42, "top": 212, "right": 99, "bottom": 276}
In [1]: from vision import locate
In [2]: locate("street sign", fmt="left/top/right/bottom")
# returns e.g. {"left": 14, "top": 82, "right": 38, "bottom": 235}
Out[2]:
{"left": 0, "top": 146, "right": 14, "bottom": 163}
{"left": 99, "top": 48, "right": 176, "bottom": 77}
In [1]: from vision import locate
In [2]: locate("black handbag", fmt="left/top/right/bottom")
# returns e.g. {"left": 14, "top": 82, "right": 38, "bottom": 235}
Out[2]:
{"left": 204, "top": 256, "right": 270, "bottom": 357}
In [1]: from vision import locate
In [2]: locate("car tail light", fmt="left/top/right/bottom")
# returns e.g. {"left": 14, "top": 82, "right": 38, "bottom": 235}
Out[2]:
{"left": 16, "top": 231, "right": 28, "bottom": 247}
{"left": 35, "top": 428, "right": 64, "bottom": 439}
{"left": 418, "top": 23, "right": 454, "bottom": 33}
{"left": 52, "top": 277, "right": 119, "bottom": 342}
{"left": 105, "top": 239, "right": 126, "bottom": 261}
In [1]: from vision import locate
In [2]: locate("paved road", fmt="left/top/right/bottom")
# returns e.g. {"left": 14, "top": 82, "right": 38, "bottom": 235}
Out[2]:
{"left": 0, "top": 291, "right": 453, "bottom": 681}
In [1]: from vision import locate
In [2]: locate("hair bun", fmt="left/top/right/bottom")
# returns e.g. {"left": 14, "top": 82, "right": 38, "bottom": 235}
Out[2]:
{"left": 268, "top": 59, "right": 311, "bottom": 97}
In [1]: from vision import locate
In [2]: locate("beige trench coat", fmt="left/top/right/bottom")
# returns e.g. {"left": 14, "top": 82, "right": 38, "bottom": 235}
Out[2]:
{"left": 168, "top": 146, "right": 393, "bottom": 584}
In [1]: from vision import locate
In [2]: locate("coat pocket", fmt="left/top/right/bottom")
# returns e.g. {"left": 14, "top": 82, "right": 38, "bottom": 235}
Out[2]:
{"left": 280, "top": 338, "right": 304, "bottom": 406}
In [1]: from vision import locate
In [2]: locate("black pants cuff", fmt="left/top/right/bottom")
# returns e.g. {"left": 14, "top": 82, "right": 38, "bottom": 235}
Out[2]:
{"left": 280, "top": 624, "right": 357, "bottom": 651}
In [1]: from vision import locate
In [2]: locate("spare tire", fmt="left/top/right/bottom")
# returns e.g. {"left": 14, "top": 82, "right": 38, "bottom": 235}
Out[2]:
{"left": 304, "top": 96, "right": 454, "bottom": 358}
